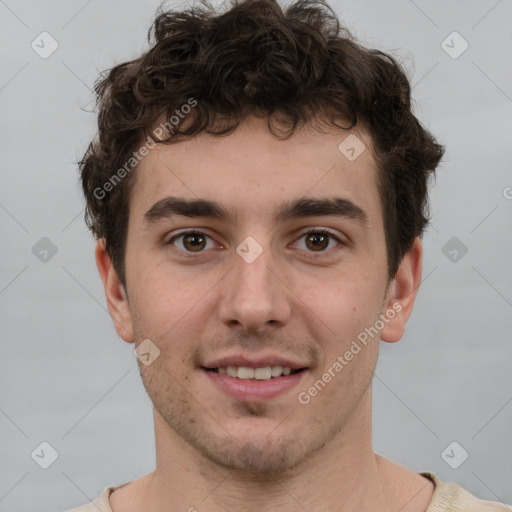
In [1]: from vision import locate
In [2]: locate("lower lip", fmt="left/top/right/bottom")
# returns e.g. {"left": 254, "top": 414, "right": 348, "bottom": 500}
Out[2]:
{"left": 202, "top": 368, "right": 307, "bottom": 401}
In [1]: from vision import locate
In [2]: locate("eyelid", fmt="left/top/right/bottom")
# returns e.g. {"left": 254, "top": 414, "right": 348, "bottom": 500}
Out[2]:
{"left": 166, "top": 228, "right": 214, "bottom": 242}
{"left": 167, "top": 229, "right": 221, "bottom": 255}
{"left": 291, "top": 227, "right": 345, "bottom": 251}
{"left": 296, "top": 227, "right": 345, "bottom": 240}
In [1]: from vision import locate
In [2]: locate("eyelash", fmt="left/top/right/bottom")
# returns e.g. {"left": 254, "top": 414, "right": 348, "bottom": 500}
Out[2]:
{"left": 167, "top": 229, "right": 345, "bottom": 257}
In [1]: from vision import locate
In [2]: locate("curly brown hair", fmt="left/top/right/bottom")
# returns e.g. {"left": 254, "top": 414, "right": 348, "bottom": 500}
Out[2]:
{"left": 79, "top": 0, "right": 444, "bottom": 287}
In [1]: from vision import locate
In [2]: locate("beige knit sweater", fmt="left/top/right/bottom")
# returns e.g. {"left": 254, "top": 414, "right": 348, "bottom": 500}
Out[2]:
{"left": 67, "top": 472, "right": 511, "bottom": 511}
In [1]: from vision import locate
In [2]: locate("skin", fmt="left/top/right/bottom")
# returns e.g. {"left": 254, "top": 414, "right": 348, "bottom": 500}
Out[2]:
{"left": 96, "top": 116, "right": 434, "bottom": 511}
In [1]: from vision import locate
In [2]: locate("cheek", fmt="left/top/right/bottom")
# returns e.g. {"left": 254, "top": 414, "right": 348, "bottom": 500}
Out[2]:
{"left": 299, "top": 270, "right": 383, "bottom": 337}
{"left": 128, "top": 255, "right": 215, "bottom": 331}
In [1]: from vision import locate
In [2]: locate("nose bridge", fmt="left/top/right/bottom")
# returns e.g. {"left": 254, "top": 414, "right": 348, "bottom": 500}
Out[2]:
{"left": 218, "top": 235, "right": 291, "bottom": 329}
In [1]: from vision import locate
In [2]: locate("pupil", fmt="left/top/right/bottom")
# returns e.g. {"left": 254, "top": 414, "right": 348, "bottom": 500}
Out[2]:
{"left": 185, "top": 233, "right": 205, "bottom": 251}
{"left": 307, "top": 233, "right": 328, "bottom": 251}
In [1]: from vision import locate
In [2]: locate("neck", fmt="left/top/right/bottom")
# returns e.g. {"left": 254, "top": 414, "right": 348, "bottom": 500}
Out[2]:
{"left": 140, "top": 388, "right": 395, "bottom": 512}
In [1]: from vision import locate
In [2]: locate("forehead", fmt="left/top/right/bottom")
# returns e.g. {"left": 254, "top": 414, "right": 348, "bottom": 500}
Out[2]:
{"left": 128, "top": 117, "right": 382, "bottom": 227}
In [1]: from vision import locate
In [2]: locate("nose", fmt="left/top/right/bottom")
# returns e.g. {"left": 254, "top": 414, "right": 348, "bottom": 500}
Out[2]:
{"left": 217, "top": 241, "right": 292, "bottom": 333}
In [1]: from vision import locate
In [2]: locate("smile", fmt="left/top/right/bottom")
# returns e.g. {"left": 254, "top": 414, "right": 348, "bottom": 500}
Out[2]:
{"left": 206, "top": 365, "right": 304, "bottom": 380}
{"left": 202, "top": 366, "right": 308, "bottom": 401}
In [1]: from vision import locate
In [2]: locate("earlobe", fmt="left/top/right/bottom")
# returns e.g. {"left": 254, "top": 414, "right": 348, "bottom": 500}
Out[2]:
{"left": 380, "top": 238, "right": 423, "bottom": 344}
{"left": 95, "top": 240, "right": 135, "bottom": 343}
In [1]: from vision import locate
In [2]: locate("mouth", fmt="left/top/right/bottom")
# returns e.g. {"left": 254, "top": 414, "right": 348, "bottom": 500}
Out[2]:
{"left": 202, "top": 365, "right": 306, "bottom": 380}
{"left": 201, "top": 361, "right": 309, "bottom": 401}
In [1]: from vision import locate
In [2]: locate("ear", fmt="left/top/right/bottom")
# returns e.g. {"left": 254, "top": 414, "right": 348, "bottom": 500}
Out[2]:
{"left": 95, "top": 239, "right": 135, "bottom": 343}
{"left": 380, "top": 237, "right": 423, "bottom": 343}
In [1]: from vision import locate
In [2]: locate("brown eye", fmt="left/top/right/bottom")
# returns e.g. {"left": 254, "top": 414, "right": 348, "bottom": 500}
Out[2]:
{"left": 182, "top": 233, "right": 206, "bottom": 252}
{"left": 169, "top": 231, "right": 214, "bottom": 253}
{"left": 293, "top": 230, "right": 342, "bottom": 253}
{"left": 305, "top": 232, "right": 330, "bottom": 251}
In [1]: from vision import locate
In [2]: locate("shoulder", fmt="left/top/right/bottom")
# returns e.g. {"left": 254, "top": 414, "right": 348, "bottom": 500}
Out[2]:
{"left": 422, "top": 472, "right": 511, "bottom": 512}
{"left": 66, "top": 486, "right": 115, "bottom": 512}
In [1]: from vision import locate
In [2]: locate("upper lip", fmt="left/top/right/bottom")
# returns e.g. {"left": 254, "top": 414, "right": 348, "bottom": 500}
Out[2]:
{"left": 202, "top": 354, "right": 308, "bottom": 370}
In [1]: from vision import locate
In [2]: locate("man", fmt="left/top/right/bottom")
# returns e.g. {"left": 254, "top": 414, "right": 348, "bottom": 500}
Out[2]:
{"left": 70, "top": 0, "right": 509, "bottom": 510}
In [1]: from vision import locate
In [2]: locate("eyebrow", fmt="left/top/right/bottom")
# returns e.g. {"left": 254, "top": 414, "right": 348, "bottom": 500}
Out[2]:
{"left": 143, "top": 195, "right": 369, "bottom": 228}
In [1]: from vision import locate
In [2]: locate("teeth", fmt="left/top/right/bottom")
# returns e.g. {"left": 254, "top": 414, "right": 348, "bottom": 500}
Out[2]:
{"left": 254, "top": 367, "right": 272, "bottom": 380}
{"left": 215, "top": 365, "right": 295, "bottom": 380}
{"left": 238, "top": 367, "right": 254, "bottom": 379}
{"left": 271, "top": 365, "right": 283, "bottom": 377}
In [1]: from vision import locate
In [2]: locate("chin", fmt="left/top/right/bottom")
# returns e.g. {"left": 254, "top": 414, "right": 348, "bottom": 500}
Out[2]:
{"left": 199, "top": 436, "right": 308, "bottom": 476}
{"left": 173, "top": 415, "right": 338, "bottom": 478}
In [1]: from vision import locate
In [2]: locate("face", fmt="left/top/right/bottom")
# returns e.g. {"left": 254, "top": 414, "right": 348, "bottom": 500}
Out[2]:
{"left": 100, "top": 116, "right": 416, "bottom": 475}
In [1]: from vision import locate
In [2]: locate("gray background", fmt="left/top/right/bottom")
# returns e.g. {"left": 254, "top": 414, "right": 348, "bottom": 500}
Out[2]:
{"left": 0, "top": 0, "right": 511, "bottom": 510}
